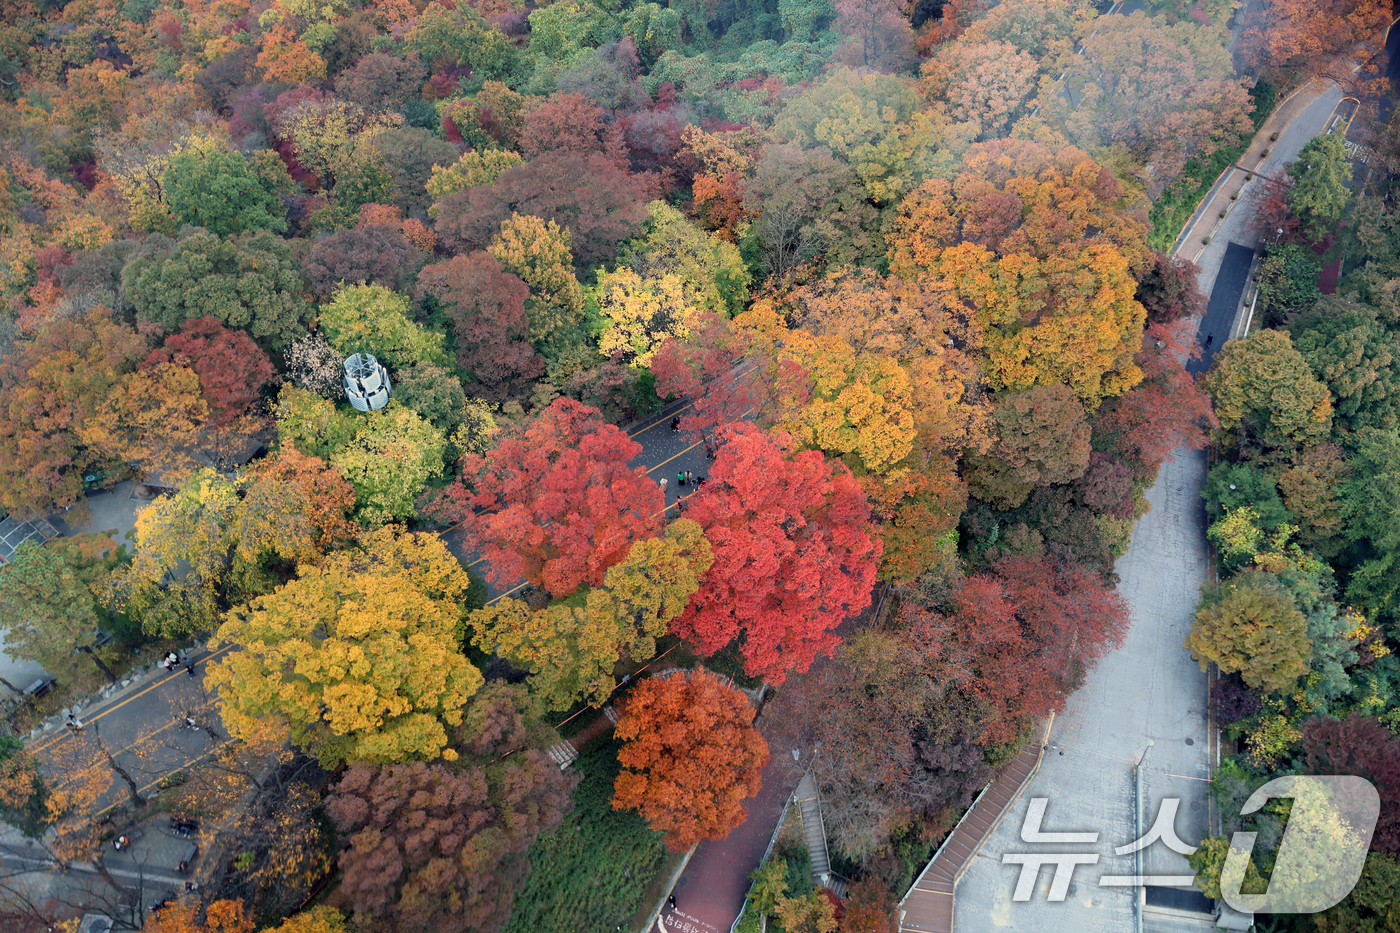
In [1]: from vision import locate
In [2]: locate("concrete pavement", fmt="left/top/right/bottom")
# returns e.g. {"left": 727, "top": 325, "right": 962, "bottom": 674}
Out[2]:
{"left": 1175, "top": 76, "right": 1352, "bottom": 288}
{"left": 952, "top": 447, "right": 1213, "bottom": 932}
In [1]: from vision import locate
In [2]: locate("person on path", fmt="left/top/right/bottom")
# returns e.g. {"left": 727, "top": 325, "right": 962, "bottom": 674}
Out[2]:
{"left": 185, "top": 661, "right": 195, "bottom": 678}
{"left": 1205, "top": 333, "right": 1214, "bottom": 347}
{"left": 668, "top": 894, "right": 677, "bottom": 910}
{"left": 685, "top": 470, "right": 694, "bottom": 485}
{"left": 670, "top": 416, "right": 680, "bottom": 432}
{"left": 659, "top": 477, "right": 667, "bottom": 493}
{"left": 678, "top": 470, "right": 686, "bottom": 487}
{"left": 66, "top": 714, "right": 84, "bottom": 734}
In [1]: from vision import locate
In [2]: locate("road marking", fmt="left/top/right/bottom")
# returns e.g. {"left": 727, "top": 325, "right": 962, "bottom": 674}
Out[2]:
{"left": 93, "top": 738, "right": 238, "bottom": 821}
{"left": 48, "top": 700, "right": 221, "bottom": 791}
{"left": 628, "top": 401, "right": 694, "bottom": 439}
{"left": 29, "top": 644, "right": 235, "bottom": 756}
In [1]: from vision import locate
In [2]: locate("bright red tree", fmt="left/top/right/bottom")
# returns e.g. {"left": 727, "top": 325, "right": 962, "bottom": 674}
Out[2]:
{"left": 1092, "top": 320, "right": 1218, "bottom": 481}
{"left": 992, "top": 554, "right": 1131, "bottom": 695}
{"left": 611, "top": 669, "right": 770, "bottom": 851}
{"left": 673, "top": 423, "right": 880, "bottom": 682}
{"left": 432, "top": 398, "right": 663, "bottom": 597}
{"left": 144, "top": 317, "right": 276, "bottom": 425}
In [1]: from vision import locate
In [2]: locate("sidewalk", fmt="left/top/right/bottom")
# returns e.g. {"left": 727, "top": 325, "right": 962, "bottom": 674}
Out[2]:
{"left": 657, "top": 757, "right": 800, "bottom": 933}
{"left": 1174, "top": 72, "right": 1354, "bottom": 288}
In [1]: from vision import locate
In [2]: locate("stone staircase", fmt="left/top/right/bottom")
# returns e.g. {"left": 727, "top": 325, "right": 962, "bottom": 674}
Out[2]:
{"left": 795, "top": 773, "right": 844, "bottom": 894}
{"left": 545, "top": 740, "right": 578, "bottom": 769}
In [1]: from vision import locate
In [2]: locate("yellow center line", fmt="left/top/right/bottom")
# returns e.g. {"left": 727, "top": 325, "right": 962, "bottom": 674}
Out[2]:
{"left": 627, "top": 400, "right": 695, "bottom": 439}
{"left": 29, "top": 645, "right": 236, "bottom": 756}
{"left": 51, "top": 701, "right": 220, "bottom": 791}
{"left": 92, "top": 738, "right": 239, "bottom": 822}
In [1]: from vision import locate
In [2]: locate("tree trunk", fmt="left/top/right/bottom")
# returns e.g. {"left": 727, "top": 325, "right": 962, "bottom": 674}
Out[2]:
{"left": 82, "top": 645, "right": 118, "bottom": 684}
{"left": 96, "top": 737, "right": 146, "bottom": 809}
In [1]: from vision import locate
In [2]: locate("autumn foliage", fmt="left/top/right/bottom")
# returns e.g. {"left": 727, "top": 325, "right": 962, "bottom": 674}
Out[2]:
{"left": 671, "top": 423, "right": 880, "bottom": 682}
{"left": 905, "top": 555, "right": 1131, "bottom": 745}
{"left": 434, "top": 398, "right": 663, "bottom": 597}
{"left": 612, "top": 670, "right": 769, "bottom": 851}
{"left": 144, "top": 316, "right": 276, "bottom": 425}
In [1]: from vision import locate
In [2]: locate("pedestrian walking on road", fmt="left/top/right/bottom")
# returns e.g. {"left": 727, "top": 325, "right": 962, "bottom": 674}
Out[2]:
{"left": 678, "top": 470, "right": 686, "bottom": 487}
{"left": 685, "top": 470, "right": 694, "bottom": 485}
{"left": 667, "top": 893, "right": 677, "bottom": 910}
{"left": 185, "top": 661, "right": 195, "bottom": 678}
{"left": 670, "top": 416, "right": 680, "bottom": 432}
{"left": 1205, "top": 333, "right": 1214, "bottom": 347}
{"left": 659, "top": 477, "right": 667, "bottom": 493}
{"left": 66, "top": 714, "right": 84, "bottom": 734}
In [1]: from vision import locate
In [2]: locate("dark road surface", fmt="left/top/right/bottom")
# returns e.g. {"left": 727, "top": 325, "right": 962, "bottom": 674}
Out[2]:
{"left": 1188, "top": 240, "right": 1256, "bottom": 374}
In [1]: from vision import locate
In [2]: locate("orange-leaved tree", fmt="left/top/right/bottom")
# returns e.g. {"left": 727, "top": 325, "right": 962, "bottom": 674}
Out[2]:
{"left": 888, "top": 139, "right": 1151, "bottom": 408}
{"left": 427, "top": 397, "right": 664, "bottom": 597}
{"left": 0, "top": 306, "right": 146, "bottom": 520}
{"left": 143, "top": 899, "right": 255, "bottom": 933}
{"left": 612, "top": 669, "right": 769, "bottom": 851}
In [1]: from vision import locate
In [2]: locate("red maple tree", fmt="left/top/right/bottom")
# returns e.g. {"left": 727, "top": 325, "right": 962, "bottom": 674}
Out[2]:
{"left": 143, "top": 317, "right": 276, "bottom": 425}
{"left": 1092, "top": 320, "right": 1217, "bottom": 481}
{"left": 611, "top": 669, "right": 770, "bottom": 851}
{"left": 649, "top": 313, "right": 765, "bottom": 441}
{"left": 432, "top": 398, "right": 663, "bottom": 597}
{"left": 672, "top": 423, "right": 880, "bottom": 682}
{"left": 906, "top": 554, "right": 1130, "bottom": 745}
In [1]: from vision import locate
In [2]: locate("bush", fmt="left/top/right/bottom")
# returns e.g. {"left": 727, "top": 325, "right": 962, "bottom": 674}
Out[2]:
{"left": 1212, "top": 675, "right": 1262, "bottom": 724}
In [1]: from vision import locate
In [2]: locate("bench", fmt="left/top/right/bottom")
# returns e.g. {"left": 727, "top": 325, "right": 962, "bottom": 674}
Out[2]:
{"left": 24, "top": 677, "right": 56, "bottom": 698}
{"left": 177, "top": 842, "right": 197, "bottom": 874}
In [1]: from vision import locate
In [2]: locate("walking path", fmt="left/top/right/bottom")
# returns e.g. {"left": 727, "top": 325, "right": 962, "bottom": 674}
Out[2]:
{"left": 900, "top": 720, "right": 1052, "bottom": 933}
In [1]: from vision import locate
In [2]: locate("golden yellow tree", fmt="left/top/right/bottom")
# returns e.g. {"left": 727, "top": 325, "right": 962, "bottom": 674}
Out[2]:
{"left": 77, "top": 363, "right": 212, "bottom": 486}
{"left": 595, "top": 267, "right": 697, "bottom": 366}
{"left": 487, "top": 213, "right": 585, "bottom": 342}
{"left": 209, "top": 527, "right": 484, "bottom": 767}
{"left": 465, "top": 519, "right": 713, "bottom": 710}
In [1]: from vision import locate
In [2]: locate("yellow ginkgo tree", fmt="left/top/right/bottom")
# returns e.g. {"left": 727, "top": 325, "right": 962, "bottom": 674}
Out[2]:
{"left": 465, "top": 519, "right": 713, "bottom": 710}
{"left": 208, "top": 527, "right": 484, "bottom": 768}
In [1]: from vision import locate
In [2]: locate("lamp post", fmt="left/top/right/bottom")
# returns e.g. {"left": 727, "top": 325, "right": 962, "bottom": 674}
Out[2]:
{"left": 1135, "top": 739, "right": 1155, "bottom": 933}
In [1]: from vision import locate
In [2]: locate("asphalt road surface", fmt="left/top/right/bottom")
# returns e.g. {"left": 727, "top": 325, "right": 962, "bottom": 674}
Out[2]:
{"left": 1188, "top": 241, "right": 1257, "bottom": 374}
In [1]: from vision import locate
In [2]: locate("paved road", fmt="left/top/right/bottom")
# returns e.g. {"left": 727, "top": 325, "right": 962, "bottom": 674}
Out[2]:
{"left": 952, "top": 448, "right": 1214, "bottom": 933}
{"left": 1187, "top": 241, "right": 1256, "bottom": 375}
{"left": 19, "top": 397, "right": 726, "bottom": 820}
{"left": 950, "top": 34, "right": 1375, "bottom": 933}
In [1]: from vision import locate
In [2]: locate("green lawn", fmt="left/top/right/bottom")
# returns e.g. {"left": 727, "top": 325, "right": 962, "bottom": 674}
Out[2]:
{"left": 504, "top": 738, "right": 667, "bottom": 933}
